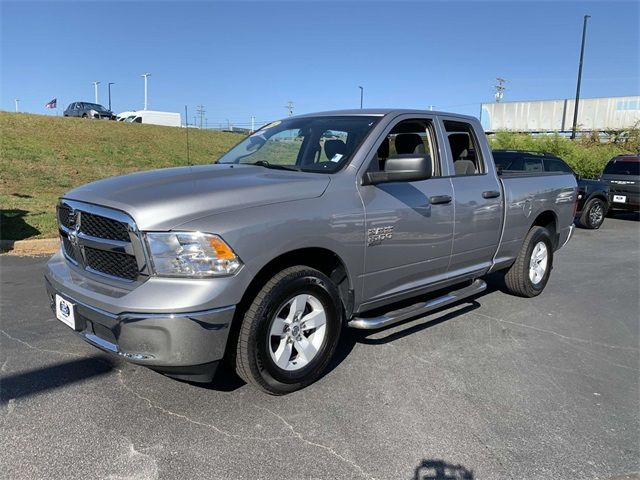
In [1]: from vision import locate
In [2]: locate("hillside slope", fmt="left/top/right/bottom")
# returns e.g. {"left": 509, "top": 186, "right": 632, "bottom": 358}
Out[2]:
{"left": 1, "top": 112, "right": 242, "bottom": 240}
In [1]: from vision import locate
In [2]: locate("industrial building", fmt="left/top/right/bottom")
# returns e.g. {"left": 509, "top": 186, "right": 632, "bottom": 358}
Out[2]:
{"left": 481, "top": 95, "right": 640, "bottom": 133}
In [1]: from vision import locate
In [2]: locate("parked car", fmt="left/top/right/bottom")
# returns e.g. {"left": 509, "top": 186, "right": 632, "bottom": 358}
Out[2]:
{"left": 63, "top": 102, "right": 115, "bottom": 120}
{"left": 45, "top": 109, "right": 577, "bottom": 394}
{"left": 600, "top": 155, "right": 639, "bottom": 215}
{"left": 123, "top": 110, "right": 181, "bottom": 127}
{"left": 115, "top": 111, "right": 136, "bottom": 122}
{"left": 493, "top": 150, "right": 610, "bottom": 229}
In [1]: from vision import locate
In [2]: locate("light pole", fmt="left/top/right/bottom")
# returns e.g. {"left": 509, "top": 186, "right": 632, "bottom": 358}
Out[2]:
{"left": 571, "top": 15, "right": 590, "bottom": 139}
{"left": 108, "top": 82, "right": 115, "bottom": 111}
{"left": 14, "top": 99, "right": 19, "bottom": 112}
{"left": 92, "top": 81, "right": 100, "bottom": 103}
{"left": 358, "top": 86, "right": 364, "bottom": 109}
{"left": 141, "top": 73, "right": 151, "bottom": 110}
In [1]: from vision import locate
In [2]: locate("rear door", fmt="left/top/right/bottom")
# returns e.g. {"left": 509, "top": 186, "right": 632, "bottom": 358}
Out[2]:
{"left": 441, "top": 118, "right": 503, "bottom": 277}
{"left": 358, "top": 115, "right": 454, "bottom": 307}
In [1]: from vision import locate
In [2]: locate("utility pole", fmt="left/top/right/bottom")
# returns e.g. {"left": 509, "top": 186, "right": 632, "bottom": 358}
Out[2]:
{"left": 196, "top": 105, "right": 205, "bottom": 129}
{"left": 14, "top": 99, "right": 19, "bottom": 112}
{"left": 141, "top": 73, "right": 151, "bottom": 110}
{"left": 251, "top": 115, "right": 255, "bottom": 133}
{"left": 285, "top": 100, "right": 294, "bottom": 116}
{"left": 108, "top": 82, "right": 115, "bottom": 111}
{"left": 92, "top": 81, "right": 100, "bottom": 103}
{"left": 494, "top": 77, "right": 506, "bottom": 102}
{"left": 571, "top": 15, "right": 591, "bottom": 139}
{"left": 358, "top": 86, "right": 364, "bottom": 109}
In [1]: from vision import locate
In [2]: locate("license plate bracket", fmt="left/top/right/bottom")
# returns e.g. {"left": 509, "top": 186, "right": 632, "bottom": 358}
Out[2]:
{"left": 55, "top": 294, "right": 79, "bottom": 330}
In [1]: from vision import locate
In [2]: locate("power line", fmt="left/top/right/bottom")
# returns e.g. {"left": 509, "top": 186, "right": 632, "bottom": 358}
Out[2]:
{"left": 196, "top": 105, "right": 205, "bottom": 129}
{"left": 285, "top": 100, "right": 294, "bottom": 116}
{"left": 494, "top": 77, "right": 507, "bottom": 102}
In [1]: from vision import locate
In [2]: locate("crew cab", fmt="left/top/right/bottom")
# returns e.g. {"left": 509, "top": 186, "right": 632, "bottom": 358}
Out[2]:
{"left": 45, "top": 109, "right": 577, "bottom": 394}
{"left": 492, "top": 150, "right": 610, "bottom": 229}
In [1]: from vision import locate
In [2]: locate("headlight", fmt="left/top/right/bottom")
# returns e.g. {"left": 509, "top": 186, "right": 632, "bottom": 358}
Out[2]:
{"left": 145, "top": 232, "right": 242, "bottom": 277}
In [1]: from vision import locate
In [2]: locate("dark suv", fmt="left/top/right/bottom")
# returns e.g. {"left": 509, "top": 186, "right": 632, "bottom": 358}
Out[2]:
{"left": 601, "top": 155, "right": 639, "bottom": 215}
{"left": 63, "top": 102, "right": 115, "bottom": 120}
{"left": 493, "top": 150, "right": 610, "bottom": 229}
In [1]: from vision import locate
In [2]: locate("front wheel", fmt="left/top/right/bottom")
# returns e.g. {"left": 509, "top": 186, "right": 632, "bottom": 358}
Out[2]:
{"left": 234, "top": 266, "right": 342, "bottom": 395}
{"left": 577, "top": 198, "right": 606, "bottom": 229}
{"left": 504, "top": 226, "right": 554, "bottom": 297}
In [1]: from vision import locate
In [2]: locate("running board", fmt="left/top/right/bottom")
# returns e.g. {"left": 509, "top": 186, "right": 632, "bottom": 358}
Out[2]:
{"left": 348, "top": 279, "right": 487, "bottom": 330}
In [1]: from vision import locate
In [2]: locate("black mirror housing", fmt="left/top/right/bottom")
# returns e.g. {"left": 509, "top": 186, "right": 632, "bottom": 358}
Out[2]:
{"left": 363, "top": 154, "right": 433, "bottom": 185}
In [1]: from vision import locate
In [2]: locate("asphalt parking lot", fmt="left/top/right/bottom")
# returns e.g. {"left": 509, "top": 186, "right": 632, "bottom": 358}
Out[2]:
{"left": 1, "top": 215, "right": 638, "bottom": 480}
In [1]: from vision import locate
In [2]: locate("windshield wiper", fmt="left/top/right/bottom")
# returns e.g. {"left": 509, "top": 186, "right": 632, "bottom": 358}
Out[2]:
{"left": 250, "top": 160, "right": 300, "bottom": 171}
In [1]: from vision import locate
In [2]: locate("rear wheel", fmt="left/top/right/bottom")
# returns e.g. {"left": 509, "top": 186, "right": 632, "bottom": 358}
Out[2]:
{"left": 504, "top": 226, "right": 554, "bottom": 297}
{"left": 234, "top": 266, "right": 342, "bottom": 395}
{"left": 577, "top": 198, "right": 606, "bottom": 229}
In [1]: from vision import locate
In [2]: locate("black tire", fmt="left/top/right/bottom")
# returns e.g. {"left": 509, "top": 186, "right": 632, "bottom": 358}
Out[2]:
{"left": 234, "top": 266, "right": 342, "bottom": 395}
{"left": 577, "top": 198, "right": 606, "bottom": 229}
{"left": 82, "top": 113, "right": 88, "bottom": 119}
{"left": 504, "top": 226, "right": 554, "bottom": 298}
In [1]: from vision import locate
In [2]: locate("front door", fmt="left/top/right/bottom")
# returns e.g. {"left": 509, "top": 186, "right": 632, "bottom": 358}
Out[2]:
{"left": 358, "top": 117, "right": 454, "bottom": 307}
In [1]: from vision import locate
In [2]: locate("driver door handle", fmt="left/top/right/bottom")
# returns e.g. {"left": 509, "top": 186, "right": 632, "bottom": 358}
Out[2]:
{"left": 482, "top": 190, "right": 501, "bottom": 199}
{"left": 429, "top": 195, "right": 452, "bottom": 205}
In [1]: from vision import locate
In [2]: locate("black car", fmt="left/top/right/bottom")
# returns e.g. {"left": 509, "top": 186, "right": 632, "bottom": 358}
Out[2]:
{"left": 600, "top": 155, "right": 639, "bottom": 215}
{"left": 492, "top": 150, "right": 610, "bottom": 229}
{"left": 63, "top": 102, "right": 115, "bottom": 120}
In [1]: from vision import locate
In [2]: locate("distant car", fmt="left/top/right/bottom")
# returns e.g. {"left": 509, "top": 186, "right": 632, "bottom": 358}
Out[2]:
{"left": 600, "top": 155, "right": 640, "bottom": 215}
{"left": 493, "top": 150, "right": 610, "bottom": 229}
{"left": 64, "top": 102, "right": 115, "bottom": 120}
{"left": 121, "top": 110, "right": 181, "bottom": 127}
{"left": 115, "top": 111, "right": 136, "bottom": 122}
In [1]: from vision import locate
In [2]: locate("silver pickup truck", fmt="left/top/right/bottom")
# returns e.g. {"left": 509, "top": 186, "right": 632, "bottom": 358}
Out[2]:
{"left": 45, "top": 109, "right": 577, "bottom": 394}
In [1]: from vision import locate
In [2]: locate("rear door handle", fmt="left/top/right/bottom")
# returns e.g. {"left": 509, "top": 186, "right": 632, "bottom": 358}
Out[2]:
{"left": 482, "top": 190, "right": 501, "bottom": 199}
{"left": 429, "top": 195, "right": 452, "bottom": 205}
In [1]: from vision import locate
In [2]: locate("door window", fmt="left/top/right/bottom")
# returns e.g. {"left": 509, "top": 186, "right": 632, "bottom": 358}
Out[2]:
{"left": 544, "top": 158, "right": 573, "bottom": 174}
{"left": 524, "top": 157, "right": 544, "bottom": 172}
{"left": 369, "top": 118, "right": 440, "bottom": 176}
{"left": 444, "top": 121, "right": 485, "bottom": 176}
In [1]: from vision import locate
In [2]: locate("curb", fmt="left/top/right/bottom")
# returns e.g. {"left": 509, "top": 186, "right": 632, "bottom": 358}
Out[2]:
{"left": 0, "top": 238, "right": 59, "bottom": 255}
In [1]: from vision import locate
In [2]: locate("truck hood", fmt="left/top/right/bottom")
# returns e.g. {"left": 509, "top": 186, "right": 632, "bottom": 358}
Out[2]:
{"left": 64, "top": 164, "right": 331, "bottom": 230}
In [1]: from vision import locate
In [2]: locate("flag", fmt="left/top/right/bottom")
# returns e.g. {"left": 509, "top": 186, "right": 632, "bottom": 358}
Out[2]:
{"left": 45, "top": 98, "right": 57, "bottom": 109}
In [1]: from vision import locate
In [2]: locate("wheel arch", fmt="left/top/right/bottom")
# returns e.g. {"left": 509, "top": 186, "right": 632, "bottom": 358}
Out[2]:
{"left": 531, "top": 210, "right": 559, "bottom": 248}
{"left": 237, "top": 247, "right": 354, "bottom": 323}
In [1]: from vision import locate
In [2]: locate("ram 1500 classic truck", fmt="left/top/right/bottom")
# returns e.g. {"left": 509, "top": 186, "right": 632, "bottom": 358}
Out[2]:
{"left": 45, "top": 109, "right": 577, "bottom": 394}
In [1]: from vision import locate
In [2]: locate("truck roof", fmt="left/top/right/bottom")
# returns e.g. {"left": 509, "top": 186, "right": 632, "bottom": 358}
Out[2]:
{"left": 293, "top": 108, "right": 478, "bottom": 121}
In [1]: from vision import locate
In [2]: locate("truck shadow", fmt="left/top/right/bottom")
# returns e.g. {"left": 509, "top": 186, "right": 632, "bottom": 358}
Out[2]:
{"left": 414, "top": 458, "right": 474, "bottom": 479}
{"left": 204, "top": 274, "right": 505, "bottom": 392}
{"left": 0, "top": 354, "right": 114, "bottom": 403}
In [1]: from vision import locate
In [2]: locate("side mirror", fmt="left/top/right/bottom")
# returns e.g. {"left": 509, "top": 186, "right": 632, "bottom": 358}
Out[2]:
{"left": 363, "top": 154, "right": 433, "bottom": 185}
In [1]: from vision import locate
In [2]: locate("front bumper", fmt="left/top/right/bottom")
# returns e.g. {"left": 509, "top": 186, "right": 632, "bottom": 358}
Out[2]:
{"left": 45, "top": 273, "right": 236, "bottom": 382}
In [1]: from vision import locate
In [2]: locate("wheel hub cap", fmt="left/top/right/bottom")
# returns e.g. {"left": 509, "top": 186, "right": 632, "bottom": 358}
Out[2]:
{"left": 529, "top": 241, "right": 548, "bottom": 285}
{"left": 268, "top": 294, "right": 327, "bottom": 371}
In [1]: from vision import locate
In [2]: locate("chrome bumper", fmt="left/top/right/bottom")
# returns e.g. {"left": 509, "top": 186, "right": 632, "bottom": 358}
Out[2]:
{"left": 45, "top": 277, "right": 235, "bottom": 370}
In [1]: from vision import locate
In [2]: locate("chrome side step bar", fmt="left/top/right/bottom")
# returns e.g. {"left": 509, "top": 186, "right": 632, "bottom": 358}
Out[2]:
{"left": 348, "top": 279, "right": 487, "bottom": 330}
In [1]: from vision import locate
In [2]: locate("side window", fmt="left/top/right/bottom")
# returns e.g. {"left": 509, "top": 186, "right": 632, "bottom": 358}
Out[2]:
{"left": 544, "top": 158, "right": 573, "bottom": 173}
{"left": 369, "top": 118, "right": 440, "bottom": 177}
{"left": 444, "top": 120, "right": 485, "bottom": 176}
{"left": 523, "top": 157, "right": 544, "bottom": 172}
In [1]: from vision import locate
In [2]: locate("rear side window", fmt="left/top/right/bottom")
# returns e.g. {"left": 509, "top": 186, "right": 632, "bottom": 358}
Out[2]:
{"left": 604, "top": 159, "right": 640, "bottom": 175}
{"left": 523, "top": 157, "right": 543, "bottom": 172}
{"left": 544, "top": 158, "right": 573, "bottom": 174}
{"left": 444, "top": 121, "right": 484, "bottom": 176}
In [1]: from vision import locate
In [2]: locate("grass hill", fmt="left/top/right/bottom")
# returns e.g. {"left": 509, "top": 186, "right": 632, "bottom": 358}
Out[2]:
{"left": 1, "top": 112, "right": 242, "bottom": 240}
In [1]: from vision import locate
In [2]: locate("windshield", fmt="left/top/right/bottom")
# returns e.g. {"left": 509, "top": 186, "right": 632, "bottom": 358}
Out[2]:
{"left": 217, "top": 116, "right": 380, "bottom": 173}
{"left": 603, "top": 158, "right": 640, "bottom": 176}
{"left": 85, "top": 103, "right": 108, "bottom": 112}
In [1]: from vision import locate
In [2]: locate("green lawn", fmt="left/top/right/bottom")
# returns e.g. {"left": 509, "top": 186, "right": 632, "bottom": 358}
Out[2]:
{"left": 0, "top": 112, "right": 242, "bottom": 240}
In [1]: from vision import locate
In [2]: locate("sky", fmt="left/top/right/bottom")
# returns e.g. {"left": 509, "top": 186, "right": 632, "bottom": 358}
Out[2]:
{"left": 1, "top": 0, "right": 638, "bottom": 127}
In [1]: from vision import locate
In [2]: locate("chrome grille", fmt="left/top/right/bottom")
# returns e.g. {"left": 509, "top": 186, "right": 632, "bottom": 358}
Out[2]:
{"left": 84, "top": 247, "right": 139, "bottom": 280}
{"left": 80, "top": 212, "right": 130, "bottom": 241}
{"left": 57, "top": 200, "right": 148, "bottom": 282}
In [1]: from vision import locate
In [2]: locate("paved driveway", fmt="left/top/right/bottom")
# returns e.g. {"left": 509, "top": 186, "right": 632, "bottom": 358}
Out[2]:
{"left": 1, "top": 216, "right": 638, "bottom": 480}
